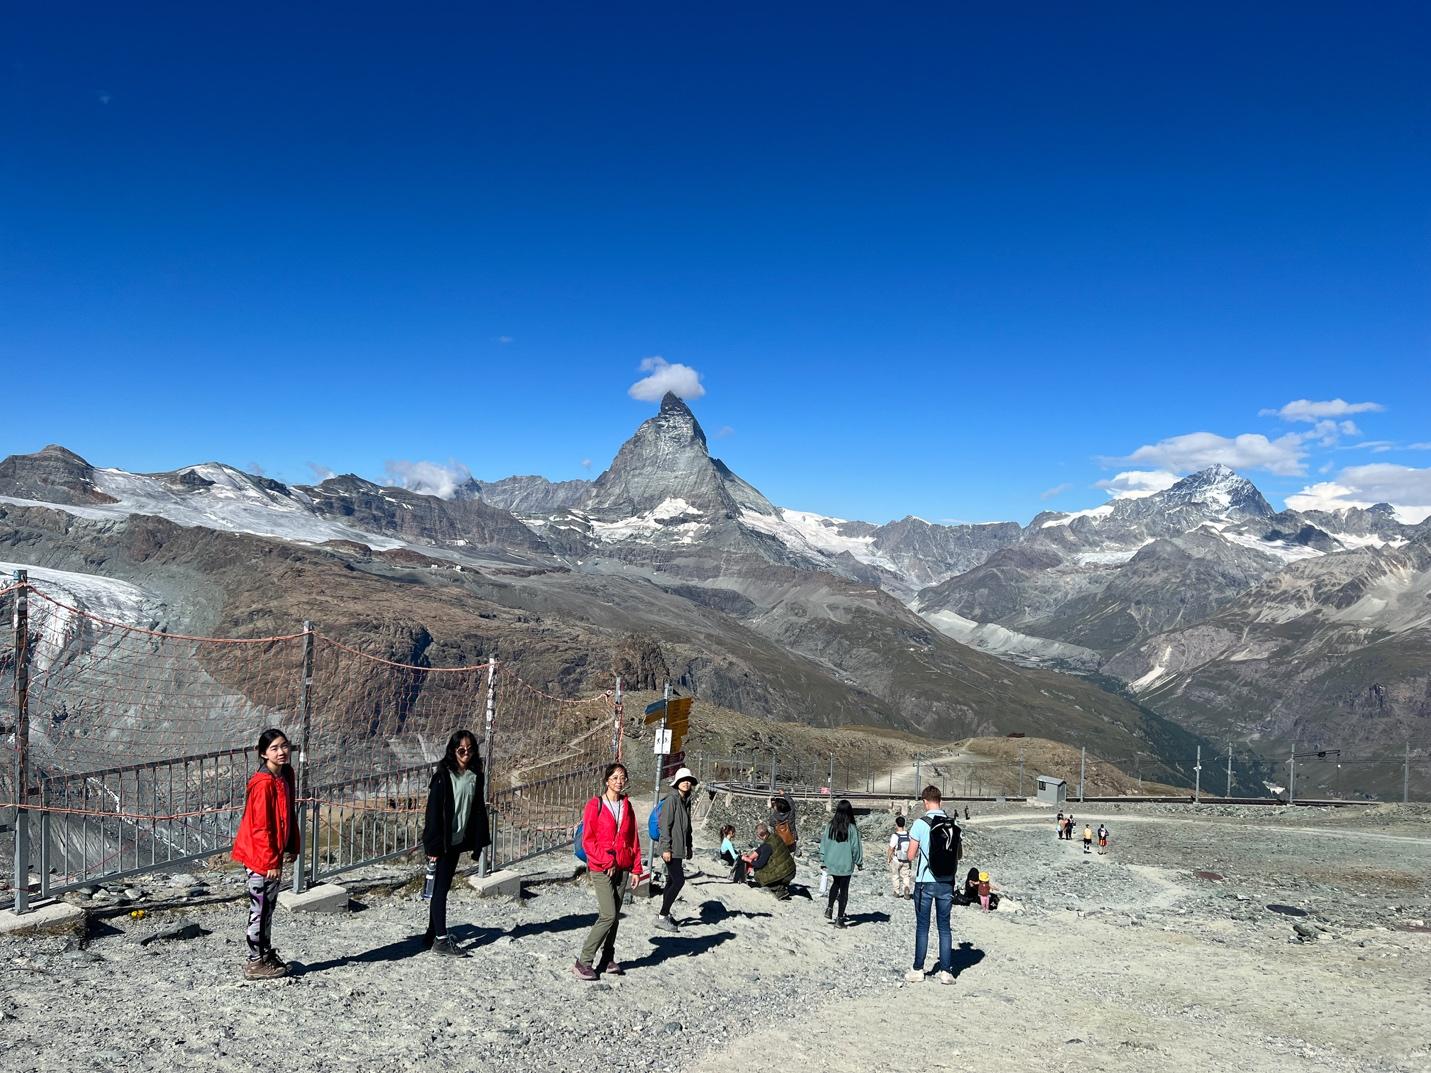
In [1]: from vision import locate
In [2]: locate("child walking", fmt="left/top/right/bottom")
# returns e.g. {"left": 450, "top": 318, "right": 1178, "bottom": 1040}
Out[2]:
{"left": 231, "top": 728, "right": 300, "bottom": 980}
{"left": 819, "top": 799, "right": 863, "bottom": 928}
{"left": 421, "top": 729, "right": 492, "bottom": 957}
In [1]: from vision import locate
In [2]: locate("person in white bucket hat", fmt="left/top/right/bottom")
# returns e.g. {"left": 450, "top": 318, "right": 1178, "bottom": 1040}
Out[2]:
{"left": 655, "top": 767, "right": 698, "bottom": 930}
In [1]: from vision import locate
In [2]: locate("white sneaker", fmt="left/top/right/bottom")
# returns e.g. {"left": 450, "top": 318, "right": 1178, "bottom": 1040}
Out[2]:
{"left": 903, "top": 969, "right": 925, "bottom": 983}
{"left": 937, "top": 971, "right": 955, "bottom": 985}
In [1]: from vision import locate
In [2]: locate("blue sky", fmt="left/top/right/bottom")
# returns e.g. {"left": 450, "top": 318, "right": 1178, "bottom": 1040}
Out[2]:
{"left": 4, "top": 4, "right": 1429, "bottom": 523}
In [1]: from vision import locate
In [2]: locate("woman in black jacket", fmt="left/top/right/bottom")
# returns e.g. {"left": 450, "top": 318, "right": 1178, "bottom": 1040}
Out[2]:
{"left": 421, "top": 729, "right": 491, "bottom": 957}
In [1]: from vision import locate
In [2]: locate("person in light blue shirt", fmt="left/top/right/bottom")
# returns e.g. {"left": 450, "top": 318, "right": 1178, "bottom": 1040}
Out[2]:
{"left": 905, "top": 785, "right": 957, "bottom": 984}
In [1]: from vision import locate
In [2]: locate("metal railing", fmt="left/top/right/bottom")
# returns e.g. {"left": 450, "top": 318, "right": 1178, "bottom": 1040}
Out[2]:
{"left": 308, "top": 762, "right": 432, "bottom": 884}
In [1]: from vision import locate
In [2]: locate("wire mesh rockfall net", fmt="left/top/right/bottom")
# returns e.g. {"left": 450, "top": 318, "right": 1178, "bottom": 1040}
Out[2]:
{"left": 2, "top": 580, "right": 618, "bottom": 907}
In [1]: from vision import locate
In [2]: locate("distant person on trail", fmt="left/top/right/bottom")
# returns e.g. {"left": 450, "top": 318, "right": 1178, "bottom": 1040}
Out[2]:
{"left": 420, "top": 729, "right": 492, "bottom": 958}
{"left": 1056, "top": 810, "right": 1065, "bottom": 840}
{"left": 768, "top": 794, "right": 799, "bottom": 853}
{"left": 904, "top": 785, "right": 959, "bottom": 985}
{"left": 574, "top": 763, "right": 644, "bottom": 981}
{"left": 888, "top": 815, "right": 913, "bottom": 899}
{"left": 1081, "top": 824, "right": 1093, "bottom": 854}
{"left": 742, "top": 822, "right": 796, "bottom": 900}
{"left": 231, "top": 727, "right": 300, "bottom": 980}
{"left": 820, "top": 799, "right": 864, "bottom": 928}
{"left": 1097, "top": 824, "right": 1109, "bottom": 855}
{"left": 655, "top": 766, "right": 698, "bottom": 931}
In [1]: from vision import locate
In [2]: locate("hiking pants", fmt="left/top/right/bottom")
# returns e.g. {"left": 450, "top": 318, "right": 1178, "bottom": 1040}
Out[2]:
{"left": 426, "top": 849, "right": 462, "bottom": 939}
{"left": 912, "top": 879, "right": 954, "bottom": 973}
{"left": 827, "top": 873, "right": 851, "bottom": 918}
{"left": 659, "top": 858, "right": 686, "bottom": 917}
{"left": 889, "top": 857, "right": 912, "bottom": 896}
{"left": 245, "top": 869, "right": 279, "bottom": 961}
{"left": 579, "top": 868, "right": 628, "bottom": 969}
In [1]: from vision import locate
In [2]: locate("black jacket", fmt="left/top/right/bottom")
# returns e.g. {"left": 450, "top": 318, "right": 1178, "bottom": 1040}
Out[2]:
{"left": 422, "top": 765, "right": 492, "bottom": 860}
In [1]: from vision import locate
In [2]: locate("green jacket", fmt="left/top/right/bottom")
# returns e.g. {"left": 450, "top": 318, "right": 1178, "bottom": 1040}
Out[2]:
{"left": 754, "top": 833, "right": 796, "bottom": 887}
{"left": 819, "top": 822, "right": 863, "bottom": 877}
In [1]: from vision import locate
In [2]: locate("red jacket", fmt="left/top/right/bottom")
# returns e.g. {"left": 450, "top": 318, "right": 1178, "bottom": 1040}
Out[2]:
{"left": 581, "top": 794, "right": 643, "bottom": 876}
{"left": 232, "top": 767, "right": 300, "bottom": 874}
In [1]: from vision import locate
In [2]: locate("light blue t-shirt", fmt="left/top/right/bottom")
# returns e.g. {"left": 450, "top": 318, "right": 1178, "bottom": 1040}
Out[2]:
{"left": 908, "top": 808, "right": 952, "bottom": 883}
{"left": 720, "top": 836, "right": 737, "bottom": 860}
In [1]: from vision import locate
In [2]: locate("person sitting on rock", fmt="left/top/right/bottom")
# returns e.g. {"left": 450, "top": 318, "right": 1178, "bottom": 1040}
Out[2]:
{"left": 768, "top": 795, "right": 799, "bottom": 854}
{"left": 741, "top": 822, "right": 796, "bottom": 900}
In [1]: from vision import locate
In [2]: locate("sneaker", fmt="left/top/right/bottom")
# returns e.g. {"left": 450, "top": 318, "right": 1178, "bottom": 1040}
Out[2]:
{"left": 823, "top": 905, "right": 833, "bottom": 921}
{"left": 244, "top": 957, "right": 287, "bottom": 980}
{"left": 601, "top": 961, "right": 625, "bottom": 976}
{"left": 572, "top": 961, "right": 599, "bottom": 981}
{"left": 834, "top": 916, "right": 847, "bottom": 929}
{"left": 903, "top": 969, "right": 925, "bottom": 983}
{"left": 654, "top": 914, "right": 679, "bottom": 932}
{"left": 430, "top": 936, "right": 467, "bottom": 958}
{"left": 937, "top": 971, "right": 955, "bottom": 985}
{"left": 773, "top": 886, "right": 791, "bottom": 901}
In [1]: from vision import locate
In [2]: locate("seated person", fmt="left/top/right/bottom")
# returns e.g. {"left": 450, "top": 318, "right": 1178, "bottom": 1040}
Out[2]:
{"left": 717, "top": 824, "right": 740, "bottom": 880}
{"left": 960, "top": 866, "right": 980, "bottom": 904}
{"left": 740, "top": 822, "right": 796, "bottom": 899}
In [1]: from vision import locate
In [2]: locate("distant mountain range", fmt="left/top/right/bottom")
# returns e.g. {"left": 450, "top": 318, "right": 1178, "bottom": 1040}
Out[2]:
{"left": 3, "top": 393, "right": 1427, "bottom": 794}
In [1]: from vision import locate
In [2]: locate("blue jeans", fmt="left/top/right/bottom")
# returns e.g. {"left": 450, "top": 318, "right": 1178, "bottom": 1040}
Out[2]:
{"left": 912, "top": 879, "right": 954, "bottom": 973}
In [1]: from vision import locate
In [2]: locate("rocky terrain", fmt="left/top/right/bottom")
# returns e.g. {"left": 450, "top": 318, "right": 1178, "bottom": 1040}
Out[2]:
{"left": 2, "top": 799, "right": 1427, "bottom": 1073}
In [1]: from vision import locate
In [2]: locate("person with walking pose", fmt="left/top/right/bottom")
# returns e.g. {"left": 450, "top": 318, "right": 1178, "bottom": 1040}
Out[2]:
{"left": 574, "top": 763, "right": 644, "bottom": 980}
{"left": 1082, "top": 824, "right": 1094, "bottom": 854}
{"left": 231, "top": 728, "right": 300, "bottom": 980}
{"left": 904, "top": 785, "right": 960, "bottom": 985}
{"left": 655, "top": 766, "right": 698, "bottom": 931}
{"left": 421, "top": 729, "right": 491, "bottom": 957}
{"left": 1097, "top": 823, "right": 1109, "bottom": 855}
{"left": 820, "top": 799, "right": 864, "bottom": 927}
{"left": 887, "top": 815, "right": 913, "bottom": 898}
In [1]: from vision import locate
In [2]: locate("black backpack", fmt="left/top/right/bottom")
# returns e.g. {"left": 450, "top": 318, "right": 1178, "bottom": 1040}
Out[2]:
{"left": 924, "top": 813, "right": 961, "bottom": 877}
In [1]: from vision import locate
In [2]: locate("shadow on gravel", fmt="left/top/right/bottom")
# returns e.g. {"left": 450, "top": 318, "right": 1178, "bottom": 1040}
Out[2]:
{"left": 295, "top": 924, "right": 503, "bottom": 975}
{"left": 696, "top": 900, "right": 772, "bottom": 925}
{"left": 506, "top": 911, "right": 598, "bottom": 941}
{"left": 622, "top": 929, "right": 737, "bottom": 969}
{"left": 950, "top": 941, "right": 985, "bottom": 978}
{"left": 842, "top": 911, "right": 891, "bottom": 927}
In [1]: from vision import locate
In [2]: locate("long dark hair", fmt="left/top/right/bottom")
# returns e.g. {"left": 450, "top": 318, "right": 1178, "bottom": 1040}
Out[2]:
{"left": 828, "top": 799, "right": 854, "bottom": 843}
{"left": 256, "top": 728, "right": 288, "bottom": 756}
{"left": 440, "top": 730, "right": 481, "bottom": 775}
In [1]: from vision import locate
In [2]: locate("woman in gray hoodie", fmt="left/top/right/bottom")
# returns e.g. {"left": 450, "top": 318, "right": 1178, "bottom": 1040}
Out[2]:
{"left": 655, "top": 767, "right": 697, "bottom": 930}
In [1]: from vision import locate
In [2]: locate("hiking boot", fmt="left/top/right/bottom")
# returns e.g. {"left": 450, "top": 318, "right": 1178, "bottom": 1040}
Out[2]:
{"left": 261, "top": 949, "right": 287, "bottom": 970}
{"left": 244, "top": 957, "right": 287, "bottom": 980}
{"left": 772, "top": 885, "right": 791, "bottom": 901}
{"left": 823, "top": 904, "right": 833, "bottom": 921}
{"left": 430, "top": 936, "right": 467, "bottom": 958}
{"left": 937, "top": 971, "right": 955, "bottom": 985}
{"left": 834, "top": 916, "right": 847, "bottom": 929}
{"left": 572, "top": 961, "right": 599, "bottom": 981}
{"left": 903, "top": 969, "right": 925, "bottom": 983}
{"left": 654, "top": 914, "right": 679, "bottom": 932}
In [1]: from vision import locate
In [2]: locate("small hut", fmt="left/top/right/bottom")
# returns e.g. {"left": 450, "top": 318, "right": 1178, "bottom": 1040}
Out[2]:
{"left": 1035, "top": 775, "right": 1067, "bottom": 807}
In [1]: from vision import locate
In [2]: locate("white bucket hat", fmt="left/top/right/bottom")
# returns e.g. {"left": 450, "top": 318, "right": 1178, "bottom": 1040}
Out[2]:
{"left": 668, "top": 766, "right": 698, "bottom": 788}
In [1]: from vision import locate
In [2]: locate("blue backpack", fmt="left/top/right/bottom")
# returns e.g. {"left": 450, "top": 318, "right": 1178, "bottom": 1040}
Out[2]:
{"left": 648, "top": 798, "right": 664, "bottom": 841}
{"left": 573, "top": 820, "right": 587, "bottom": 863}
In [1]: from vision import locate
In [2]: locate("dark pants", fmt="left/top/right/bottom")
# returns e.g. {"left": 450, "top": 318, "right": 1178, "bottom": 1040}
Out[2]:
{"left": 426, "top": 850, "right": 462, "bottom": 939}
{"left": 245, "top": 869, "right": 279, "bottom": 961}
{"left": 826, "top": 873, "right": 851, "bottom": 917}
{"left": 659, "top": 858, "right": 686, "bottom": 916}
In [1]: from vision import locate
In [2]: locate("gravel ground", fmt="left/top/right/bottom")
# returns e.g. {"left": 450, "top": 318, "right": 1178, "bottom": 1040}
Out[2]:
{"left": 2, "top": 800, "right": 1428, "bottom": 1073}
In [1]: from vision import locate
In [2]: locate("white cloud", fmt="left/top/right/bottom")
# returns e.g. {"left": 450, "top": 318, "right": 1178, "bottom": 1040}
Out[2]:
{"left": 497, "top": 335, "right": 513, "bottom": 344}
{"left": 628, "top": 356, "right": 706, "bottom": 403}
{"left": 383, "top": 459, "right": 472, "bottom": 500}
{"left": 1095, "top": 470, "right": 1180, "bottom": 500}
{"left": 1259, "top": 398, "right": 1385, "bottom": 422}
{"left": 1111, "top": 432, "right": 1308, "bottom": 477}
{"left": 713, "top": 425, "right": 735, "bottom": 439}
{"left": 1039, "top": 482, "right": 1073, "bottom": 501}
{"left": 580, "top": 458, "right": 593, "bottom": 470}
{"left": 1285, "top": 464, "right": 1431, "bottom": 523}
{"left": 1409, "top": 442, "right": 1431, "bottom": 451}
{"left": 307, "top": 462, "right": 336, "bottom": 482}
{"left": 1306, "top": 419, "right": 1360, "bottom": 447}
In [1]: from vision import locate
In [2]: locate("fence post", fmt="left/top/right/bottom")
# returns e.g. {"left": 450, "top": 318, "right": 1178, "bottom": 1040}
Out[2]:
{"left": 1288, "top": 746, "right": 1297, "bottom": 804}
{"left": 292, "top": 621, "right": 314, "bottom": 895}
{"left": 1405, "top": 742, "right": 1411, "bottom": 804}
{"left": 650, "top": 680, "right": 670, "bottom": 879}
{"left": 479, "top": 656, "right": 497, "bottom": 877}
{"left": 1193, "top": 745, "right": 1202, "bottom": 803}
{"left": 1078, "top": 747, "right": 1086, "bottom": 802}
{"left": 11, "top": 570, "right": 30, "bottom": 915}
{"left": 613, "top": 675, "right": 624, "bottom": 762}
{"left": 1226, "top": 742, "right": 1233, "bottom": 799}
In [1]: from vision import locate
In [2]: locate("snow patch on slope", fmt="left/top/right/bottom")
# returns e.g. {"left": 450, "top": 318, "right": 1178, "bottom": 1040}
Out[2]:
{"left": 921, "top": 608, "right": 1100, "bottom": 671}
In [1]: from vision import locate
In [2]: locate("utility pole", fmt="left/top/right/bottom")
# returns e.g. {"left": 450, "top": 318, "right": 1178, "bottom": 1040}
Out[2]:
{"left": 650, "top": 680, "right": 671, "bottom": 880}
{"left": 768, "top": 747, "right": 777, "bottom": 793}
{"left": 479, "top": 655, "right": 497, "bottom": 877}
{"left": 1405, "top": 742, "right": 1412, "bottom": 804}
{"left": 1288, "top": 744, "right": 1297, "bottom": 804}
{"left": 914, "top": 753, "right": 921, "bottom": 799}
{"left": 1226, "top": 741, "right": 1233, "bottom": 799}
{"left": 1078, "top": 747, "right": 1086, "bottom": 802}
{"left": 293, "top": 621, "right": 314, "bottom": 895}
{"left": 1193, "top": 745, "right": 1202, "bottom": 803}
{"left": 1018, "top": 744, "right": 1025, "bottom": 797}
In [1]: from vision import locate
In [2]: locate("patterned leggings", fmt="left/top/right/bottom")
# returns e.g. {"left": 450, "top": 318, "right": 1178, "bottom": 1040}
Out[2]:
{"left": 245, "top": 869, "right": 279, "bottom": 961}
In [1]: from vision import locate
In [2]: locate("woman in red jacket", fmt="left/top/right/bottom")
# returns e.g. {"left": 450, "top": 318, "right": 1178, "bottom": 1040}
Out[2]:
{"left": 573, "top": 762, "right": 643, "bottom": 980}
{"left": 231, "top": 728, "right": 300, "bottom": 980}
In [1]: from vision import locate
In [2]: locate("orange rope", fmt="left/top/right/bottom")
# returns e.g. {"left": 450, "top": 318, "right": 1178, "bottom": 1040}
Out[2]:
{"left": 26, "top": 586, "right": 307, "bottom": 644}
{"left": 314, "top": 633, "right": 492, "bottom": 673}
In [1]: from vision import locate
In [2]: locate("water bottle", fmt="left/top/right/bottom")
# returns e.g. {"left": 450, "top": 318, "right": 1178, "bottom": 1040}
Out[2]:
{"left": 818, "top": 868, "right": 829, "bottom": 896}
{"left": 422, "top": 858, "right": 438, "bottom": 900}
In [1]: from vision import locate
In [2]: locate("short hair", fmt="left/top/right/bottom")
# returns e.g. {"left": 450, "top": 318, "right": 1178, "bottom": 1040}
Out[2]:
{"left": 921, "top": 785, "right": 942, "bottom": 804}
{"left": 895, "top": 815, "right": 906, "bottom": 827}
{"left": 755, "top": 822, "right": 770, "bottom": 838}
